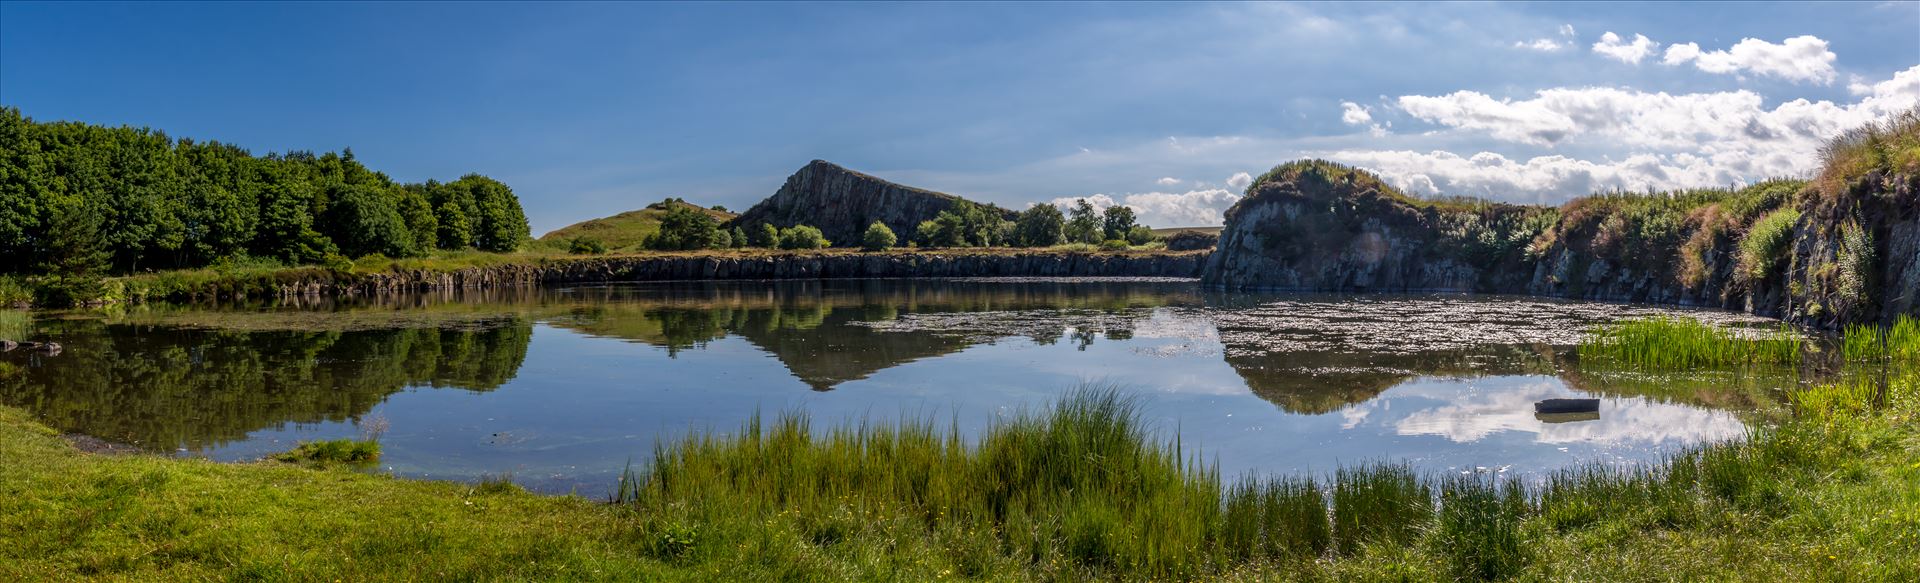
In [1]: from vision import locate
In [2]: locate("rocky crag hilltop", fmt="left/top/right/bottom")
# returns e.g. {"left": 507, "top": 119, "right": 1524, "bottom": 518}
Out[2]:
{"left": 728, "top": 160, "right": 1015, "bottom": 247}
{"left": 1204, "top": 110, "right": 1920, "bottom": 327}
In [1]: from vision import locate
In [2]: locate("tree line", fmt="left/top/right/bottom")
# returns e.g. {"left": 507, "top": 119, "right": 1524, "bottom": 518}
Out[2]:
{"left": 576, "top": 197, "right": 1157, "bottom": 256}
{"left": 0, "top": 107, "right": 531, "bottom": 279}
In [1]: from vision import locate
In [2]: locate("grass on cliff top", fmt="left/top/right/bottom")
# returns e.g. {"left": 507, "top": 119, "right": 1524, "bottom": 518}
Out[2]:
{"left": 1818, "top": 105, "right": 1920, "bottom": 197}
{"left": 538, "top": 200, "right": 739, "bottom": 251}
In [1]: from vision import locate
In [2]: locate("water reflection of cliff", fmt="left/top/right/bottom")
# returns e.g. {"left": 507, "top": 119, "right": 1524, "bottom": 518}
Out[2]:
{"left": 543, "top": 280, "right": 1199, "bottom": 390}
{"left": 1223, "top": 345, "right": 1562, "bottom": 415}
{"left": 0, "top": 319, "right": 530, "bottom": 451}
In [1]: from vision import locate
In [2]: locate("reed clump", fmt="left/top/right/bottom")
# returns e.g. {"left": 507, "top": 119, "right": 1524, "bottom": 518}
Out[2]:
{"left": 1842, "top": 314, "right": 1920, "bottom": 362}
{"left": 615, "top": 387, "right": 1229, "bottom": 577}
{"left": 1579, "top": 316, "right": 1802, "bottom": 368}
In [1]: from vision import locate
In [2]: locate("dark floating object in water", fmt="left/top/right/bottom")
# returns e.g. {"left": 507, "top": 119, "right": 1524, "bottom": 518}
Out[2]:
{"left": 1535, "top": 411, "right": 1601, "bottom": 424}
{"left": 1534, "top": 398, "right": 1600, "bottom": 414}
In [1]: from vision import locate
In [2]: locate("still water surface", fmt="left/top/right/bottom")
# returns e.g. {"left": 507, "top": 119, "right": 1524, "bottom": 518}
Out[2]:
{"left": 0, "top": 279, "right": 1800, "bottom": 495}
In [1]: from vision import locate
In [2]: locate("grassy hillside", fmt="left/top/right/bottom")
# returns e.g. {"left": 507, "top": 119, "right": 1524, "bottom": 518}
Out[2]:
{"left": 540, "top": 200, "right": 738, "bottom": 251}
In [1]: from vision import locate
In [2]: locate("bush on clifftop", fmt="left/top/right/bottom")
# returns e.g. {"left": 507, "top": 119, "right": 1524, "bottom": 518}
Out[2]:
{"left": 862, "top": 221, "right": 897, "bottom": 251}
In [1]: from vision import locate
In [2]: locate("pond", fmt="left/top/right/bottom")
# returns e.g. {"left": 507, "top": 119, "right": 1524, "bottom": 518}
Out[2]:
{"left": 0, "top": 279, "right": 1805, "bottom": 496}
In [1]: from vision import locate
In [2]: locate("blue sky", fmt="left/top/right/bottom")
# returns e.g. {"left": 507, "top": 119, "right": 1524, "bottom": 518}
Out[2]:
{"left": 3, "top": 2, "right": 1916, "bottom": 232}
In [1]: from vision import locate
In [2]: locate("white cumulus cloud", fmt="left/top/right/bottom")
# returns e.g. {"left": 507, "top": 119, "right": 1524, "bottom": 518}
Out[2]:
{"left": 1333, "top": 65, "right": 1920, "bottom": 204}
{"left": 1395, "top": 74, "right": 1917, "bottom": 151}
{"left": 1661, "top": 36, "right": 1838, "bottom": 84}
{"left": 1155, "top": 176, "right": 1181, "bottom": 186}
{"left": 1050, "top": 173, "right": 1252, "bottom": 227}
{"left": 1513, "top": 38, "right": 1566, "bottom": 52}
{"left": 1340, "top": 101, "right": 1374, "bottom": 124}
{"left": 1592, "top": 31, "right": 1658, "bottom": 64}
{"left": 1513, "top": 24, "right": 1578, "bottom": 53}
{"left": 1226, "top": 172, "right": 1254, "bottom": 191}
{"left": 1324, "top": 149, "right": 1741, "bottom": 204}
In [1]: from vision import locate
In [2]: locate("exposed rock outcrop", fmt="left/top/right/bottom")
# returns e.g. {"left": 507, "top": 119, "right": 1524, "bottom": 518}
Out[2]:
{"left": 1202, "top": 162, "right": 1538, "bottom": 293}
{"left": 1203, "top": 159, "right": 1919, "bottom": 326}
{"left": 1782, "top": 170, "right": 1920, "bottom": 327}
{"left": 728, "top": 160, "right": 1015, "bottom": 247}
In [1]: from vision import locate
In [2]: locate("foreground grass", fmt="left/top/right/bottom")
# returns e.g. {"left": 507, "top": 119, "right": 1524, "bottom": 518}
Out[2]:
{"left": 0, "top": 406, "right": 678, "bottom": 581}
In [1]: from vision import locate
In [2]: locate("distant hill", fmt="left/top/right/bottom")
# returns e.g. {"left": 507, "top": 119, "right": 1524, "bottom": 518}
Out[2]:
{"left": 727, "top": 160, "right": 1014, "bottom": 247}
{"left": 540, "top": 200, "right": 737, "bottom": 250}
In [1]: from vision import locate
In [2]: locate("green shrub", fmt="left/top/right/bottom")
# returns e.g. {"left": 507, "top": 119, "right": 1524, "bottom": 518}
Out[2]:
{"left": 1099, "top": 239, "right": 1130, "bottom": 251}
{"left": 568, "top": 237, "right": 608, "bottom": 255}
{"left": 647, "top": 206, "right": 725, "bottom": 250}
{"left": 777, "top": 225, "right": 829, "bottom": 250}
{"left": 862, "top": 221, "right": 897, "bottom": 251}
{"left": 752, "top": 223, "right": 779, "bottom": 248}
{"left": 0, "top": 276, "right": 30, "bottom": 306}
{"left": 1015, "top": 204, "right": 1065, "bottom": 247}
{"left": 1738, "top": 208, "right": 1800, "bottom": 282}
{"left": 322, "top": 253, "right": 356, "bottom": 274}
{"left": 1125, "top": 225, "right": 1155, "bottom": 246}
{"left": 31, "top": 275, "right": 107, "bottom": 308}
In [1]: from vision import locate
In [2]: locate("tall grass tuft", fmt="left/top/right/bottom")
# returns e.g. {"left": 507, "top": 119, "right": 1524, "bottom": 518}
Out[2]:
{"left": 0, "top": 310, "right": 29, "bottom": 341}
{"left": 1580, "top": 316, "right": 1802, "bottom": 368}
{"left": 1434, "top": 473, "right": 1530, "bottom": 581}
{"left": 1843, "top": 314, "right": 1920, "bottom": 362}
{"left": 1330, "top": 462, "right": 1431, "bottom": 555}
{"left": 1220, "top": 475, "right": 1331, "bottom": 562}
{"left": 619, "top": 387, "right": 1226, "bottom": 577}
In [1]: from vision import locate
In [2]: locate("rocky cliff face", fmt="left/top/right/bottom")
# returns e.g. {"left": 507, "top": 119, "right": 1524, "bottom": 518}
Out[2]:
{"left": 728, "top": 160, "right": 1015, "bottom": 247}
{"left": 1782, "top": 171, "right": 1920, "bottom": 327}
{"left": 1203, "top": 160, "right": 1919, "bottom": 326}
{"left": 1201, "top": 164, "right": 1536, "bottom": 293}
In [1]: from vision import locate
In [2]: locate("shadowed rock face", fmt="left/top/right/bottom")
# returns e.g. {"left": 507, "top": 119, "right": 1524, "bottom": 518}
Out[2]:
{"left": 1203, "top": 161, "right": 1920, "bottom": 327}
{"left": 1784, "top": 171, "right": 1920, "bottom": 327}
{"left": 1201, "top": 172, "right": 1530, "bottom": 293}
{"left": 728, "top": 160, "right": 1016, "bottom": 247}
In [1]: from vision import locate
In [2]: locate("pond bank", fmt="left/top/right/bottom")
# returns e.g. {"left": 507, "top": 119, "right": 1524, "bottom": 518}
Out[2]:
{"left": 106, "top": 249, "right": 1209, "bottom": 304}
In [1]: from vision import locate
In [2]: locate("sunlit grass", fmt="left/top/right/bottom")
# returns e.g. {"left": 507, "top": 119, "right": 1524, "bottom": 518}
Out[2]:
{"left": 1843, "top": 314, "right": 1920, "bottom": 362}
{"left": 1579, "top": 316, "right": 1802, "bottom": 368}
{"left": 0, "top": 309, "right": 29, "bottom": 341}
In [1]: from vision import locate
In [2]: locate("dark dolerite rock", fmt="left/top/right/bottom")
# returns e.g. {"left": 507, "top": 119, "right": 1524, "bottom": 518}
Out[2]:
{"left": 1165, "top": 231, "right": 1218, "bottom": 251}
{"left": 1202, "top": 161, "right": 1532, "bottom": 293}
{"left": 1201, "top": 159, "right": 1916, "bottom": 327}
{"left": 1782, "top": 170, "right": 1920, "bottom": 326}
{"left": 727, "top": 160, "right": 1015, "bottom": 247}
